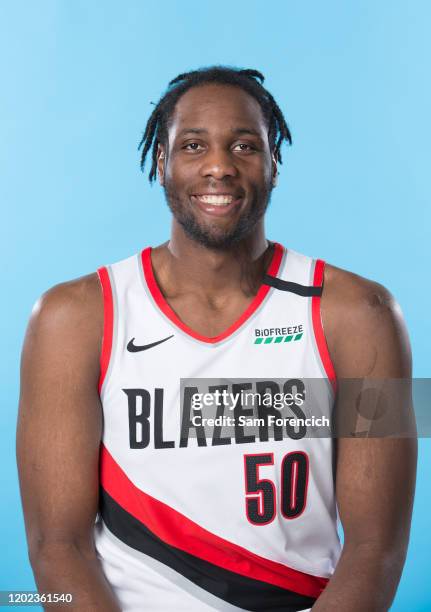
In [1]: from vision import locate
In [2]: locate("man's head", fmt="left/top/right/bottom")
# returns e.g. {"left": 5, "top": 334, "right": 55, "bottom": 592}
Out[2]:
{"left": 138, "top": 66, "right": 292, "bottom": 249}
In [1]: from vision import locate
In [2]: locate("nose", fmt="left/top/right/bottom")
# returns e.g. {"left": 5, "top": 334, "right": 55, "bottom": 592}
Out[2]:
{"left": 199, "top": 146, "right": 239, "bottom": 180}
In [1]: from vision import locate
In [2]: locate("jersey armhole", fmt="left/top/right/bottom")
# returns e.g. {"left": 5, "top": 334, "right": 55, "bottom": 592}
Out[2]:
{"left": 97, "top": 266, "right": 114, "bottom": 395}
{"left": 311, "top": 259, "right": 337, "bottom": 394}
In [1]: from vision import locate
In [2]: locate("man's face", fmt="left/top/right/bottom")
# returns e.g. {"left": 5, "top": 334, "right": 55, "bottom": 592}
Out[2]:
{"left": 157, "top": 84, "right": 277, "bottom": 249}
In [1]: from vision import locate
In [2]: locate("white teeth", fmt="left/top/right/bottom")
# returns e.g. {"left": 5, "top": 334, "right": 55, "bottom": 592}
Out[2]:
{"left": 196, "top": 195, "right": 234, "bottom": 206}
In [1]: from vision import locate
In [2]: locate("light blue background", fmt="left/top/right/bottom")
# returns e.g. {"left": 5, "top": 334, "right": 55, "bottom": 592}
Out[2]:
{"left": 1, "top": 1, "right": 429, "bottom": 609}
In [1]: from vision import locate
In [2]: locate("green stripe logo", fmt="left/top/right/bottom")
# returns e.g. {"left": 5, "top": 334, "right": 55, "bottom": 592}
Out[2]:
{"left": 254, "top": 332, "right": 303, "bottom": 345}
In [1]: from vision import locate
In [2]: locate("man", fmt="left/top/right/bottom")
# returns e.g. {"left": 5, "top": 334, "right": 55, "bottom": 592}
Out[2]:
{"left": 17, "top": 66, "right": 416, "bottom": 611}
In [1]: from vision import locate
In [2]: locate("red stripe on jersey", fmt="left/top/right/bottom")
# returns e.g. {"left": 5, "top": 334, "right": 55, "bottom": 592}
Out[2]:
{"left": 141, "top": 242, "right": 284, "bottom": 344}
{"left": 97, "top": 267, "right": 114, "bottom": 394}
{"left": 312, "top": 260, "right": 337, "bottom": 393}
{"left": 99, "top": 444, "right": 329, "bottom": 598}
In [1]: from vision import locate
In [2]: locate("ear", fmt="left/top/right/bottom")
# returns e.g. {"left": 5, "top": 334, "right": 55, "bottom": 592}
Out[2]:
{"left": 271, "top": 153, "right": 278, "bottom": 187}
{"left": 157, "top": 144, "right": 166, "bottom": 186}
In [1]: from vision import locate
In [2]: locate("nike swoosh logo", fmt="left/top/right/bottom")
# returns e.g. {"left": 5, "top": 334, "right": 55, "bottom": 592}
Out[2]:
{"left": 127, "top": 334, "right": 174, "bottom": 352}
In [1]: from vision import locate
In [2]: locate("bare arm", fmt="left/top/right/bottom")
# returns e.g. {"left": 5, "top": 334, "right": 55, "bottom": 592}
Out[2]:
{"left": 312, "top": 266, "right": 417, "bottom": 611}
{"left": 16, "top": 274, "right": 121, "bottom": 611}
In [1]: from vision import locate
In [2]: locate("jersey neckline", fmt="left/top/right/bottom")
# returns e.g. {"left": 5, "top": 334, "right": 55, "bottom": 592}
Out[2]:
{"left": 140, "top": 242, "right": 285, "bottom": 344}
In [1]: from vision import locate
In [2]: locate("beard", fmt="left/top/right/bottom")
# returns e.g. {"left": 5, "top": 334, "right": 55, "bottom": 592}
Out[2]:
{"left": 163, "top": 180, "right": 273, "bottom": 250}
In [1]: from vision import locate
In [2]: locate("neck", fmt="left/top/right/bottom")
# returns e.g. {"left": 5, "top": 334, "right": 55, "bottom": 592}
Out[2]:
{"left": 154, "top": 221, "right": 272, "bottom": 299}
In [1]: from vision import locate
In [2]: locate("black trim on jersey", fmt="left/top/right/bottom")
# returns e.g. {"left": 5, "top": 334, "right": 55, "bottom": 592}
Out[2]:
{"left": 263, "top": 274, "right": 323, "bottom": 297}
{"left": 100, "top": 489, "right": 316, "bottom": 612}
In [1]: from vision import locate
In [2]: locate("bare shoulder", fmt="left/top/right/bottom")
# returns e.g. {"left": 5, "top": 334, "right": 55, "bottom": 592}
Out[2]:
{"left": 29, "top": 272, "right": 102, "bottom": 332}
{"left": 22, "top": 272, "right": 103, "bottom": 382}
{"left": 321, "top": 263, "right": 411, "bottom": 378}
{"left": 322, "top": 263, "right": 396, "bottom": 326}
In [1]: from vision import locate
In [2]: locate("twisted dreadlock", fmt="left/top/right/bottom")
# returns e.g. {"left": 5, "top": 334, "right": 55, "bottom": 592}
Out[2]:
{"left": 138, "top": 65, "right": 292, "bottom": 184}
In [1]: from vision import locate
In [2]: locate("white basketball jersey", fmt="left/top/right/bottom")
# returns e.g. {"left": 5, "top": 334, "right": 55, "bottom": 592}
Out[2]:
{"left": 93, "top": 242, "right": 341, "bottom": 612}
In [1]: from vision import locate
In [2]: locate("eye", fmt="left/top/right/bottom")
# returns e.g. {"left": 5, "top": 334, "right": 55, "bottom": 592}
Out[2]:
{"left": 233, "top": 143, "right": 256, "bottom": 152}
{"left": 183, "top": 142, "right": 203, "bottom": 151}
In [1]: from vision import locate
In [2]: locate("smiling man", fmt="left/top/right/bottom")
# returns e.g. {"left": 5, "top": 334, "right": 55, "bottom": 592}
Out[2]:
{"left": 17, "top": 66, "right": 416, "bottom": 611}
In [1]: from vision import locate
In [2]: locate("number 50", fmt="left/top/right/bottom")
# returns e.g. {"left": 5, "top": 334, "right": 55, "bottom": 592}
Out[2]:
{"left": 243, "top": 452, "right": 309, "bottom": 525}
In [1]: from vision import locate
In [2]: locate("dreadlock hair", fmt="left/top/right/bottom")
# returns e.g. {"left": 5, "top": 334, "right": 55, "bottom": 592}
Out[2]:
{"left": 138, "top": 65, "right": 292, "bottom": 184}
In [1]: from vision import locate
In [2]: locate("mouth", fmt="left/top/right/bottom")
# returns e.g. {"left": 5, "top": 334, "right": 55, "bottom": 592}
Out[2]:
{"left": 190, "top": 193, "right": 244, "bottom": 217}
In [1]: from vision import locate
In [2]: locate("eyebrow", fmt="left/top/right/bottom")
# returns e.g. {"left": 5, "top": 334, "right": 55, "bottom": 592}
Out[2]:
{"left": 177, "top": 127, "right": 263, "bottom": 138}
